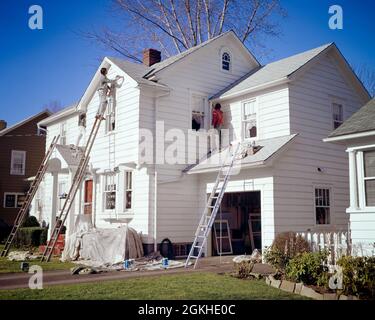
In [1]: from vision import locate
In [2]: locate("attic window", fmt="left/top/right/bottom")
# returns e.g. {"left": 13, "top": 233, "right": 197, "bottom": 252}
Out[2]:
{"left": 222, "top": 52, "right": 231, "bottom": 71}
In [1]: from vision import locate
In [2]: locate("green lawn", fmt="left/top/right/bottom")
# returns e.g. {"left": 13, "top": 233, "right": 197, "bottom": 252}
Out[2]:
{"left": 0, "top": 273, "right": 308, "bottom": 300}
{"left": 0, "top": 245, "right": 75, "bottom": 273}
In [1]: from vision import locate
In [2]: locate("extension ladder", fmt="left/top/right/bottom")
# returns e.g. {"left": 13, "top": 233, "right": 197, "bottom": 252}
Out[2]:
{"left": 40, "top": 116, "right": 105, "bottom": 262}
{"left": 1, "top": 135, "right": 60, "bottom": 257}
{"left": 185, "top": 142, "right": 241, "bottom": 268}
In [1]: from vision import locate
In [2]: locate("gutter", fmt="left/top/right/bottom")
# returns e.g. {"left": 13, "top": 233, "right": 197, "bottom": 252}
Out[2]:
{"left": 323, "top": 130, "right": 375, "bottom": 143}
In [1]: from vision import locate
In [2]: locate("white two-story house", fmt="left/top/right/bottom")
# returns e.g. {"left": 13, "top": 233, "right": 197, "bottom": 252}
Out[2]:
{"left": 31, "top": 31, "right": 370, "bottom": 257}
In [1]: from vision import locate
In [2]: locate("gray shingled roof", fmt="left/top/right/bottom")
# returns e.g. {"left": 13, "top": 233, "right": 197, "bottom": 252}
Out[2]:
{"left": 107, "top": 57, "right": 167, "bottom": 88}
{"left": 328, "top": 98, "right": 375, "bottom": 137}
{"left": 55, "top": 144, "right": 84, "bottom": 166}
{"left": 211, "top": 43, "right": 333, "bottom": 99}
{"left": 185, "top": 134, "right": 297, "bottom": 174}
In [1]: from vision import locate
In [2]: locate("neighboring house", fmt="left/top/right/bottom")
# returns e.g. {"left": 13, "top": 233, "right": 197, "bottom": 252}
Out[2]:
{"left": 31, "top": 31, "right": 370, "bottom": 256}
{"left": 0, "top": 110, "right": 51, "bottom": 225}
{"left": 324, "top": 98, "right": 375, "bottom": 256}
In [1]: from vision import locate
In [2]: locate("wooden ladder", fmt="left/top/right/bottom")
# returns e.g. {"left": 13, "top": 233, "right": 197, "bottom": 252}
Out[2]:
{"left": 40, "top": 116, "right": 104, "bottom": 262}
{"left": 1, "top": 135, "right": 60, "bottom": 257}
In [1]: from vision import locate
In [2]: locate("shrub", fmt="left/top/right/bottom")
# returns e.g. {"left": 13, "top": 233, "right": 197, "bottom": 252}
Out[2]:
{"left": 234, "top": 261, "right": 255, "bottom": 279}
{"left": 13, "top": 227, "right": 45, "bottom": 248}
{"left": 21, "top": 216, "right": 40, "bottom": 228}
{"left": 337, "top": 255, "right": 375, "bottom": 299}
{"left": 264, "top": 232, "right": 311, "bottom": 270}
{"left": 0, "top": 218, "right": 11, "bottom": 243}
{"left": 286, "top": 251, "right": 329, "bottom": 287}
{"left": 40, "top": 228, "right": 48, "bottom": 245}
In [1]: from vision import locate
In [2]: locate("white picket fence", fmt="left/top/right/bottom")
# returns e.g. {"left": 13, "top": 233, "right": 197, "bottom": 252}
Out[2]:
{"left": 297, "top": 228, "right": 352, "bottom": 266}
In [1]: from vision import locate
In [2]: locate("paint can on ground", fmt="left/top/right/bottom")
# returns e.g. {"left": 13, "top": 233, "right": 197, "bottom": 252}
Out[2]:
{"left": 20, "top": 262, "right": 29, "bottom": 272}
{"left": 162, "top": 257, "right": 169, "bottom": 268}
{"left": 123, "top": 259, "right": 131, "bottom": 270}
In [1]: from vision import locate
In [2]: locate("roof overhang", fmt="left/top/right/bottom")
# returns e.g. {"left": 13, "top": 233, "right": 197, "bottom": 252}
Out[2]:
{"left": 211, "top": 77, "right": 290, "bottom": 102}
{"left": 38, "top": 105, "right": 78, "bottom": 127}
{"left": 0, "top": 109, "right": 51, "bottom": 136}
{"left": 186, "top": 134, "right": 298, "bottom": 174}
{"left": 323, "top": 130, "right": 375, "bottom": 143}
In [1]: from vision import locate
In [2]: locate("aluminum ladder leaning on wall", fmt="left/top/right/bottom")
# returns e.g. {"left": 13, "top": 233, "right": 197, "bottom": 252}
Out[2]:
{"left": 1, "top": 135, "right": 60, "bottom": 257}
{"left": 185, "top": 142, "right": 241, "bottom": 269}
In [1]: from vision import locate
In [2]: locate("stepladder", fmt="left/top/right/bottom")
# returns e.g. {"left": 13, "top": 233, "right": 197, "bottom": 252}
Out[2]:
{"left": 185, "top": 142, "right": 241, "bottom": 268}
{"left": 40, "top": 116, "right": 104, "bottom": 262}
{"left": 1, "top": 135, "right": 60, "bottom": 257}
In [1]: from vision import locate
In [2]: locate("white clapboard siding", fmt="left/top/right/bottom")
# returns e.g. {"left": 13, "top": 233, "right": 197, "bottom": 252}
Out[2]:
{"left": 272, "top": 52, "right": 364, "bottom": 236}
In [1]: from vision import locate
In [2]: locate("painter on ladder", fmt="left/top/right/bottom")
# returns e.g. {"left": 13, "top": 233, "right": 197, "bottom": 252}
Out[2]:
{"left": 96, "top": 67, "right": 124, "bottom": 119}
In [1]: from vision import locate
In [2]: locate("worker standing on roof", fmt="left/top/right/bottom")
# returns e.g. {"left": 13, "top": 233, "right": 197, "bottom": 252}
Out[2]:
{"left": 96, "top": 68, "right": 123, "bottom": 119}
{"left": 212, "top": 103, "right": 224, "bottom": 150}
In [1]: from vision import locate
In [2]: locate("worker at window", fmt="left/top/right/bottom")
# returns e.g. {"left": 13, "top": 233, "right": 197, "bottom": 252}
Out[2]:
{"left": 212, "top": 103, "right": 224, "bottom": 150}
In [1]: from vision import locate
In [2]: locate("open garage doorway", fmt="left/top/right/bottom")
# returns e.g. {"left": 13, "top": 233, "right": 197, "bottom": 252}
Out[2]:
{"left": 212, "top": 191, "right": 261, "bottom": 255}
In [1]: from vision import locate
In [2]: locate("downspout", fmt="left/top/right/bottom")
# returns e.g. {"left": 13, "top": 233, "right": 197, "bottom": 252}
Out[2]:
{"left": 154, "top": 171, "right": 158, "bottom": 252}
{"left": 152, "top": 88, "right": 170, "bottom": 252}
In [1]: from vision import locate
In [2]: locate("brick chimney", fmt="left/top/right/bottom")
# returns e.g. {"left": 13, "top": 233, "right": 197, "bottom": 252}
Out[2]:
{"left": 143, "top": 48, "right": 161, "bottom": 67}
{"left": 0, "top": 120, "right": 7, "bottom": 131}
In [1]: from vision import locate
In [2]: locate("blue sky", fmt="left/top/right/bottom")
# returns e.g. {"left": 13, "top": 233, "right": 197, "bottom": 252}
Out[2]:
{"left": 0, "top": 0, "right": 374, "bottom": 126}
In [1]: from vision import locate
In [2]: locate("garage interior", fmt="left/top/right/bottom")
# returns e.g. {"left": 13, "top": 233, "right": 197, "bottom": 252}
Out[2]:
{"left": 212, "top": 191, "right": 261, "bottom": 255}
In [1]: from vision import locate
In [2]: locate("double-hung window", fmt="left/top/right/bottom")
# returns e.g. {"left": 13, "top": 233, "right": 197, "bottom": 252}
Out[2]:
{"left": 104, "top": 174, "right": 116, "bottom": 210}
{"left": 4, "top": 193, "right": 25, "bottom": 208}
{"left": 332, "top": 102, "right": 343, "bottom": 129}
{"left": 10, "top": 150, "right": 26, "bottom": 175}
{"left": 364, "top": 150, "right": 375, "bottom": 207}
{"left": 242, "top": 100, "right": 257, "bottom": 139}
{"left": 58, "top": 181, "right": 68, "bottom": 211}
{"left": 125, "top": 171, "right": 133, "bottom": 210}
{"left": 191, "top": 94, "right": 207, "bottom": 131}
{"left": 106, "top": 100, "right": 116, "bottom": 133}
{"left": 60, "top": 122, "right": 67, "bottom": 145}
{"left": 315, "top": 187, "right": 331, "bottom": 225}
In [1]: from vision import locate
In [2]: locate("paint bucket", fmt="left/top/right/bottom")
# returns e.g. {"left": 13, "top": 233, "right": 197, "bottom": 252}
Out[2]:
{"left": 162, "top": 257, "right": 169, "bottom": 268}
{"left": 123, "top": 259, "right": 131, "bottom": 270}
{"left": 20, "top": 262, "right": 29, "bottom": 272}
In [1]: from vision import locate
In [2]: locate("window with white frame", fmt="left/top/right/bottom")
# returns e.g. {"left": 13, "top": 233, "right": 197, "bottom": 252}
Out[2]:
{"left": 364, "top": 150, "right": 375, "bottom": 207}
{"left": 104, "top": 174, "right": 116, "bottom": 210}
{"left": 315, "top": 187, "right": 331, "bottom": 225}
{"left": 60, "top": 122, "right": 67, "bottom": 145}
{"left": 3, "top": 193, "right": 25, "bottom": 208}
{"left": 106, "top": 100, "right": 116, "bottom": 133}
{"left": 10, "top": 150, "right": 26, "bottom": 175}
{"left": 58, "top": 181, "right": 68, "bottom": 211}
{"left": 332, "top": 102, "right": 343, "bottom": 129}
{"left": 242, "top": 100, "right": 257, "bottom": 139}
{"left": 191, "top": 94, "right": 207, "bottom": 131}
{"left": 222, "top": 52, "right": 231, "bottom": 71}
{"left": 125, "top": 171, "right": 133, "bottom": 210}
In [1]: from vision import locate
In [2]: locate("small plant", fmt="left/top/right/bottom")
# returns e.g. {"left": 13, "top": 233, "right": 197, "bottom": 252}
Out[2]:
{"left": 234, "top": 261, "right": 255, "bottom": 279}
{"left": 285, "top": 251, "right": 329, "bottom": 287}
{"left": 264, "top": 232, "right": 311, "bottom": 271}
{"left": 337, "top": 255, "right": 375, "bottom": 299}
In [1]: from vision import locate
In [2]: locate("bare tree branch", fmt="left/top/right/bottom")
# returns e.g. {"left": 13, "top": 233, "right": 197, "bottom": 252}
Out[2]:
{"left": 81, "top": 0, "right": 286, "bottom": 62}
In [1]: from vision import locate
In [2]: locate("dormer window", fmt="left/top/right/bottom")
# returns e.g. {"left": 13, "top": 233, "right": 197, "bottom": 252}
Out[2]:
{"left": 222, "top": 52, "right": 231, "bottom": 71}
